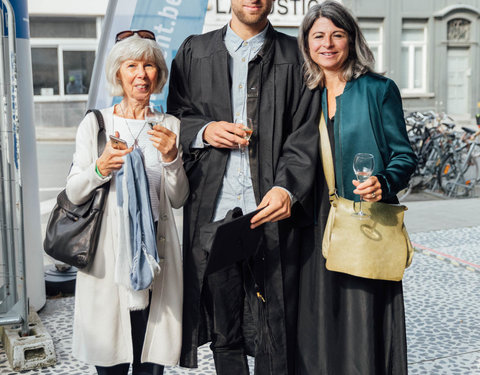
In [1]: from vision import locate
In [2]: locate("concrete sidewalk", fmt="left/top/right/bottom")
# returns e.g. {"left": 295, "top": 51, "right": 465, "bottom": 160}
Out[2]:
{"left": 405, "top": 198, "right": 480, "bottom": 233}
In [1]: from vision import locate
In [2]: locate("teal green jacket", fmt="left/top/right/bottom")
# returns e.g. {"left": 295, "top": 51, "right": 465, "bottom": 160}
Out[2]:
{"left": 321, "top": 72, "right": 417, "bottom": 201}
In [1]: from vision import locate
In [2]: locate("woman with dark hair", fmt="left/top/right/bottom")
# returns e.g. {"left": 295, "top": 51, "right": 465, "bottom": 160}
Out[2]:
{"left": 296, "top": 2, "right": 416, "bottom": 374}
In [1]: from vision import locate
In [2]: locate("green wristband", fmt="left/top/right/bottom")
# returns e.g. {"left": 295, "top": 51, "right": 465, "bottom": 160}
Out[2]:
{"left": 95, "top": 163, "right": 106, "bottom": 178}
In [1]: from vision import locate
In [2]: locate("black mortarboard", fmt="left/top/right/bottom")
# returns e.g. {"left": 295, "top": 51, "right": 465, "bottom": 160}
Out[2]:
{"left": 200, "top": 207, "right": 264, "bottom": 276}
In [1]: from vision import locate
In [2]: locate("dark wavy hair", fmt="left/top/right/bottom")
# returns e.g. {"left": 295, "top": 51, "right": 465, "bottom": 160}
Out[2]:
{"left": 298, "top": 1, "right": 375, "bottom": 89}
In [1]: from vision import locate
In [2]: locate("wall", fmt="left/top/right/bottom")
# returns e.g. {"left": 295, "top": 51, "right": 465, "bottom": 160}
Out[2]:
{"left": 345, "top": 0, "right": 480, "bottom": 119}
{"left": 28, "top": 0, "right": 108, "bottom": 15}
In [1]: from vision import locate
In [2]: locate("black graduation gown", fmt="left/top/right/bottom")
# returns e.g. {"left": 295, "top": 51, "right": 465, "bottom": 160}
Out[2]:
{"left": 296, "top": 116, "right": 408, "bottom": 374}
{"left": 167, "top": 24, "right": 320, "bottom": 375}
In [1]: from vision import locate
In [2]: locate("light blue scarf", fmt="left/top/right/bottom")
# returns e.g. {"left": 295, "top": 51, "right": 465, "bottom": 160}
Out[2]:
{"left": 116, "top": 148, "right": 159, "bottom": 291}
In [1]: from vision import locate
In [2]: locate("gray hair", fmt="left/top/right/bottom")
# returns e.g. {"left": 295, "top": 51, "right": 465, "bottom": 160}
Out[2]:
{"left": 298, "top": 1, "right": 375, "bottom": 89}
{"left": 105, "top": 34, "right": 168, "bottom": 97}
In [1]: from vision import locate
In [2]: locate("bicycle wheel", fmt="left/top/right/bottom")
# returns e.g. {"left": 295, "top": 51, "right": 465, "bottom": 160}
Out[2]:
{"left": 438, "top": 153, "right": 479, "bottom": 197}
{"left": 397, "top": 183, "right": 412, "bottom": 202}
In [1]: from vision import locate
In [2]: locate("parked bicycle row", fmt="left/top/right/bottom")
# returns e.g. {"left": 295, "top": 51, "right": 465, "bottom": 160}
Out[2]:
{"left": 398, "top": 110, "right": 480, "bottom": 200}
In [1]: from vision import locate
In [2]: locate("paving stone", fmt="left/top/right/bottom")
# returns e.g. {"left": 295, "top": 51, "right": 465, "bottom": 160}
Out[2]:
{"left": 0, "top": 226, "right": 479, "bottom": 374}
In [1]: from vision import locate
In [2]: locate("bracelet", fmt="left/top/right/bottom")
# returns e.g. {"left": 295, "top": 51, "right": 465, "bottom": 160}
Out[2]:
{"left": 95, "top": 163, "right": 106, "bottom": 178}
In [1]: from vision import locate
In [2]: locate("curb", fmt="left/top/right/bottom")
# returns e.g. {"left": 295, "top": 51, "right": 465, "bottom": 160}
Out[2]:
{"left": 35, "top": 127, "right": 77, "bottom": 142}
{"left": 413, "top": 245, "right": 480, "bottom": 273}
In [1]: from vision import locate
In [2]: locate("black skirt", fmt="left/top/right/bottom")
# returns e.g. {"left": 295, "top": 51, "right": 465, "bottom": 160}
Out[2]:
{"left": 296, "top": 116, "right": 408, "bottom": 375}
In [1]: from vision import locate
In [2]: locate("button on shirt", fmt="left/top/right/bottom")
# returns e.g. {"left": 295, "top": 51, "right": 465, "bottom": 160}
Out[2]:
{"left": 193, "top": 24, "right": 267, "bottom": 221}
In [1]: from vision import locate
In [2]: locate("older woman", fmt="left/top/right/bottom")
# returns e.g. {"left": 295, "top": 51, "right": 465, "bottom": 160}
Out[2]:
{"left": 66, "top": 30, "right": 188, "bottom": 375}
{"left": 296, "top": 2, "right": 416, "bottom": 374}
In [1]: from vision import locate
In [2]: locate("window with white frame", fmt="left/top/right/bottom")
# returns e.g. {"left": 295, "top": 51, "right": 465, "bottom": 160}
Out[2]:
{"left": 400, "top": 20, "right": 427, "bottom": 93}
{"left": 360, "top": 20, "right": 383, "bottom": 72}
{"left": 29, "top": 16, "right": 101, "bottom": 100}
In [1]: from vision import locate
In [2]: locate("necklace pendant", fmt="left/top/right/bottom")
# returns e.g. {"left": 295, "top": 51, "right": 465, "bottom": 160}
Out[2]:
{"left": 134, "top": 139, "right": 139, "bottom": 148}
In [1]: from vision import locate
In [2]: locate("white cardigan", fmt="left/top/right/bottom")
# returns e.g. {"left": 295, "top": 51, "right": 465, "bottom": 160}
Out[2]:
{"left": 66, "top": 107, "right": 188, "bottom": 367}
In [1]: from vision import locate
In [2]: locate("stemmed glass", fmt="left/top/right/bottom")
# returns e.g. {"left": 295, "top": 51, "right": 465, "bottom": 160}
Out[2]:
{"left": 235, "top": 117, "right": 253, "bottom": 185}
{"left": 235, "top": 118, "right": 253, "bottom": 147}
{"left": 352, "top": 153, "right": 375, "bottom": 218}
{"left": 145, "top": 105, "right": 165, "bottom": 159}
{"left": 144, "top": 105, "right": 165, "bottom": 129}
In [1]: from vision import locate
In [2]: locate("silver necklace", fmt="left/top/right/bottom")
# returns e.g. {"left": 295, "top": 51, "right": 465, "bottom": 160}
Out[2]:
{"left": 117, "top": 104, "right": 147, "bottom": 149}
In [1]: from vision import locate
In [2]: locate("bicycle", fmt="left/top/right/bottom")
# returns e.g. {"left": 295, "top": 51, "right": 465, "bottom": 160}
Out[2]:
{"left": 398, "top": 111, "right": 456, "bottom": 201}
{"left": 437, "top": 128, "right": 480, "bottom": 198}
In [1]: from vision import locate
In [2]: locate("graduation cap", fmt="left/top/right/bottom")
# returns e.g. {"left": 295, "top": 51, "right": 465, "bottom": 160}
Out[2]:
{"left": 200, "top": 207, "right": 264, "bottom": 276}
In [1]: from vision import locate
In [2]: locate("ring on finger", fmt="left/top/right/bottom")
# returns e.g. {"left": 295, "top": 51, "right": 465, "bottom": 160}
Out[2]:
{"left": 371, "top": 192, "right": 376, "bottom": 198}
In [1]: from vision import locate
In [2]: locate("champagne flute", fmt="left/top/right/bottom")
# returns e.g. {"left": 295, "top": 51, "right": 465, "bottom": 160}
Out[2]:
{"left": 234, "top": 117, "right": 253, "bottom": 149}
{"left": 145, "top": 105, "right": 165, "bottom": 129}
{"left": 352, "top": 153, "right": 375, "bottom": 218}
{"left": 234, "top": 118, "right": 253, "bottom": 186}
{"left": 241, "top": 118, "right": 253, "bottom": 142}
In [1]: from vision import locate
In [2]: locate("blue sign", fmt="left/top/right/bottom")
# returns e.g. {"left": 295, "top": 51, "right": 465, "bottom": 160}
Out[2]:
{"left": 1, "top": 0, "right": 30, "bottom": 39}
{"left": 89, "top": 0, "right": 208, "bottom": 111}
{"left": 130, "top": 0, "right": 208, "bottom": 109}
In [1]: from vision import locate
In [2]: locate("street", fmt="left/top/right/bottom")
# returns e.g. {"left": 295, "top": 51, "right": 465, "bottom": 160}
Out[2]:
{"left": 37, "top": 141, "right": 75, "bottom": 225}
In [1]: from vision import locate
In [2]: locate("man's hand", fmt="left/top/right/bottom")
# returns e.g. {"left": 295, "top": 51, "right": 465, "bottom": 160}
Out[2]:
{"left": 250, "top": 187, "right": 291, "bottom": 229}
{"left": 203, "top": 121, "right": 248, "bottom": 148}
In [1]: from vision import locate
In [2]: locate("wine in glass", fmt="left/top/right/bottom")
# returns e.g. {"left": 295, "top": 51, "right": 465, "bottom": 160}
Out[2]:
{"left": 145, "top": 105, "right": 165, "bottom": 129}
{"left": 234, "top": 118, "right": 253, "bottom": 190}
{"left": 352, "top": 153, "right": 375, "bottom": 218}
{"left": 234, "top": 117, "right": 253, "bottom": 148}
{"left": 242, "top": 118, "right": 253, "bottom": 142}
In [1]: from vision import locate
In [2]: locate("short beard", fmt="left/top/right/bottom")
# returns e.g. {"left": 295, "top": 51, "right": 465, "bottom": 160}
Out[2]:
{"left": 232, "top": 2, "right": 272, "bottom": 27}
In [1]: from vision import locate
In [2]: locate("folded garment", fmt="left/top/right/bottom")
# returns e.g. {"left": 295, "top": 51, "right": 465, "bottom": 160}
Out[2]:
{"left": 116, "top": 148, "right": 160, "bottom": 303}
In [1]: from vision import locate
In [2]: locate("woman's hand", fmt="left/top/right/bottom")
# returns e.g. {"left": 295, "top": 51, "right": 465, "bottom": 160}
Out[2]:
{"left": 148, "top": 125, "right": 178, "bottom": 163}
{"left": 96, "top": 131, "right": 132, "bottom": 176}
{"left": 352, "top": 176, "right": 382, "bottom": 202}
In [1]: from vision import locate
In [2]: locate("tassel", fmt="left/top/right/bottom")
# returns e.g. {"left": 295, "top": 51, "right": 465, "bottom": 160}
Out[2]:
{"left": 255, "top": 286, "right": 276, "bottom": 354}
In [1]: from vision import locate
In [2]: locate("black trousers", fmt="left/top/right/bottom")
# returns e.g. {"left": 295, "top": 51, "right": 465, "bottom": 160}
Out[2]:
{"left": 95, "top": 304, "right": 164, "bottom": 375}
{"left": 204, "top": 262, "right": 250, "bottom": 375}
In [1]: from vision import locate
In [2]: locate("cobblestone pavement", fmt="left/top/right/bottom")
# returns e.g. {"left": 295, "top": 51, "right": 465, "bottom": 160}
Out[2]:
{"left": 1, "top": 225, "right": 479, "bottom": 374}
{"left": 406, "top": 227, "right": 480, "bottom": 374}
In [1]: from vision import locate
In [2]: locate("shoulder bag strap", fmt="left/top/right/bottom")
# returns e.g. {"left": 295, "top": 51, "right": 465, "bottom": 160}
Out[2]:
{"left": 318, "top": 111, "right": 337, "bottom": 203}
{"left": 85, "top": 109, "right": 107, "bottom": 158}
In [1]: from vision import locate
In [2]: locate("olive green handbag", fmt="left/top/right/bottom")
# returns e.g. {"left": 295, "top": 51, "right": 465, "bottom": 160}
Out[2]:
{"left": 319, "top": 112, "right": 414, "bottom": 281}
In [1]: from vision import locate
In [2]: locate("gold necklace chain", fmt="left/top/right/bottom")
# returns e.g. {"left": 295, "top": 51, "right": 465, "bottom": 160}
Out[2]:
{"left": 117, "top": 104, "right": 147, "bottom": 149}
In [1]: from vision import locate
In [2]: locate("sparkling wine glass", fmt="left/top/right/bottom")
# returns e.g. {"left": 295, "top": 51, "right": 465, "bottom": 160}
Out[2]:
{"left": 144, "top": 105, "right": 165, "bottom": 129}
{"left": 235, "top": 118, "right": 253, "bottom": 149}
{"left": 145, "top": 105, "right": 165, "bottom": 160}
{"left": 352, "top": 153, "right": 375, "bottom": 218}
{"left": 235, "top": 117, "right": 253, "bottom": 186}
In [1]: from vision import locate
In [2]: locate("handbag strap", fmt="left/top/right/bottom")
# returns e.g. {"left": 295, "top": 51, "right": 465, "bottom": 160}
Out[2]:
{"left": 318, "top": 111, "right": 337, "bottom": 202}
{"left": 85, "top": 109, "right": 107, "bottom": 157}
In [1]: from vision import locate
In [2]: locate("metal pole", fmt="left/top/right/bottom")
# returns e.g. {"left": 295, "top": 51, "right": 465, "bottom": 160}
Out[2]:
{"left": 2, "top": 0, "right": 29, "bottom": 336}
{"left": 0, "top": 1, "right": 18, "bottom": 315}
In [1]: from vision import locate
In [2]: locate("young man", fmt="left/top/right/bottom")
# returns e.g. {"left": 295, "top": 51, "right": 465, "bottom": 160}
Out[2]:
{"left": 167, "top": 1, "right": 319, "bottom": 374}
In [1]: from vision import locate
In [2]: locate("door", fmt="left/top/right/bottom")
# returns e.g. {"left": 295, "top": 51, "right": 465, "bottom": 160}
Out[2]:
{"left": 447, "top": 48, "right": 470, "bottom": 116}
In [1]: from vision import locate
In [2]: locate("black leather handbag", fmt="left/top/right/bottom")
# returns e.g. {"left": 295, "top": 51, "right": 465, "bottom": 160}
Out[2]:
{"left": 43, "top": 109, "right": 110, "bottom": 269}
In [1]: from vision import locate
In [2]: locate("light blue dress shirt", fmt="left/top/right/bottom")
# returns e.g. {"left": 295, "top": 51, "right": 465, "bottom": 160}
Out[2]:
{"left": 193, "top": 24, "right": 266, "bottom": 221}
